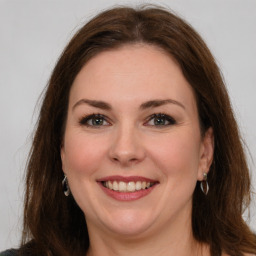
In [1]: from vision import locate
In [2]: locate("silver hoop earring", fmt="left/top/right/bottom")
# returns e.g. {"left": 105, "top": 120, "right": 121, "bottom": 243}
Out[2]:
{"left": 200, "top": 172, "right": 209, "bottom": 195}
{"left": 62, "top": 175, "right": 70, "bottom": 196}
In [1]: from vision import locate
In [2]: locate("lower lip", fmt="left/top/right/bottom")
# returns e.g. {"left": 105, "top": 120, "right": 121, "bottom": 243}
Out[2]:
{"left": 98, "top": 182, "right": 157, "bottom": 201}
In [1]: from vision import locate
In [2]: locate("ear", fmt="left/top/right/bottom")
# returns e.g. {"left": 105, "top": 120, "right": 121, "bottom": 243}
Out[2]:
{"left": 60, "top": 143, "right": 66, "bottom": 174}
{"left": 197, "top": 127, "right": 214, "bottom": 181}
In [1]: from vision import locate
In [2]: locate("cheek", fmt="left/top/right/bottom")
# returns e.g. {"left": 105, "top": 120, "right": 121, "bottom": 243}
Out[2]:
{"left": 62, "top": 132, "right": 108, "bottom": 177}
{"left": 146, "top": 129, "right": 201, "bottom": 180}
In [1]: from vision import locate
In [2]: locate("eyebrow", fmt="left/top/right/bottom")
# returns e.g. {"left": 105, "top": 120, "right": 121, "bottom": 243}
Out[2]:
{"left": 72, "top": 99, "right": 112, "bottom": 111}
{"left": 139, "top": 99, "right": 185, "bottom": 110}
{"left": 72, "top": 98, "right": 185, "bottom": 111}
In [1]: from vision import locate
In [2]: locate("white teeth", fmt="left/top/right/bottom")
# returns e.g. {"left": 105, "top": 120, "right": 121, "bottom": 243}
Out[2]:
{"left": 113, "top": 181, "right": 118, "bottom": 191}
{"left": 135, "top": 181, "right": 142, "bottom": 190}
{"left": 119, "top": 181, "right": 126, "bottom": 192}
{"left": 103, "top": 180, "right": 154, "bottom": 192}
{"left": 127, "top": 182, "right": 136, "bottom": 192}
{"left": 108, "top": 181, "right": 113, "bottom": 190}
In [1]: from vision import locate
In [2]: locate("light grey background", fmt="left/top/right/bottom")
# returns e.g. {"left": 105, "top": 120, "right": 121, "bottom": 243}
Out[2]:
{"left": 0, "top": 0, "right": 255, "bottom": 250}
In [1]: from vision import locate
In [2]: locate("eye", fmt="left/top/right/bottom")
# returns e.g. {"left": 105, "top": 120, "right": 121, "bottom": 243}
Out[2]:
{"left": 79, "top": 114, "right": 110, "bottom": 127}
{"left": 145, "top": 113, "right": 176, "bottom": 127}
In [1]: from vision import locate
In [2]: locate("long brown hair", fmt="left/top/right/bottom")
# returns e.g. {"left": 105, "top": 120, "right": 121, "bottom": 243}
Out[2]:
{"left": 21, "top": 5, "right": 256, "bottom": 256}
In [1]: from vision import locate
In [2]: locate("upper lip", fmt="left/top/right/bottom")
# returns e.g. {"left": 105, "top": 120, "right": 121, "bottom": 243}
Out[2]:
{"left": 97, "top": 175, "right": 158, "bottom": 183}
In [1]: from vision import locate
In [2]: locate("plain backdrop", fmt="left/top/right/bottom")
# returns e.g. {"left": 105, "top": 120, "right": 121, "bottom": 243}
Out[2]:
{"left": 0, "top": 0, "right": 255, "bottom": 251}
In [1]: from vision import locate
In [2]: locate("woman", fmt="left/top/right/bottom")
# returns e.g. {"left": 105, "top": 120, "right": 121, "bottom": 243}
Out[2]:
{"left": 1, "top": 5, "right": 256, "bottom": 256}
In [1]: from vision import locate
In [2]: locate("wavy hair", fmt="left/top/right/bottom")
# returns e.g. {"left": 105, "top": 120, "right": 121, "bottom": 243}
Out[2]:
{"left": 21, "top": 5, "right": 256, "bottom": 256}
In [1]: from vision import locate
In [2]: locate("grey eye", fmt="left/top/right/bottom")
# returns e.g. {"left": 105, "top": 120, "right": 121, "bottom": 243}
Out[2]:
{"left": 146, "top": 114, "right": 176, "bottom": 126}
{"left": 89, "top": 116, "right": 105, "bottom": 126}
{"left": 79, "top": 114, "right": 110, "bottom": 127}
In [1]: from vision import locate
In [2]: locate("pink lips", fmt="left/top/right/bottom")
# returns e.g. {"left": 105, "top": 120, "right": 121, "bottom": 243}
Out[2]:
{"left": 97, "top": 175, "right": 157, "bottom": 183}
{"left": 97, "top": 176, "right": 158, "bottom": 201}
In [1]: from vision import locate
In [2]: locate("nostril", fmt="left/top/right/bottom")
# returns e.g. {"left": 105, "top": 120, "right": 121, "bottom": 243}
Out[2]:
{"left": 111, "top": 156, "right": 139, "bottom": 164}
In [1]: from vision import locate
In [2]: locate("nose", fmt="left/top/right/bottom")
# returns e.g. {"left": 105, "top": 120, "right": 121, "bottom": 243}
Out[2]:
{"left": 108, "top": 124, "right": 146, "bottom": 167}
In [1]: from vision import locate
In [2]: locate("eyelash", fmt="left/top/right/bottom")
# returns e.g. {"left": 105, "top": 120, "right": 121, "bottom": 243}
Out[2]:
{"left": 79, "top": 113, "right": 176, "bottom": 128}
{"left": 145, "top": 113, "right": 176, "bottom": 127}
{"left": 79, "top": 114, "right": 110, "bottom": 127}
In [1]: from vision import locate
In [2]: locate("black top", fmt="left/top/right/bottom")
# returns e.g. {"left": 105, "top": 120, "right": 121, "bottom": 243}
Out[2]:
{"left": 0, "top": 249, "right": 18, "bottom": 256}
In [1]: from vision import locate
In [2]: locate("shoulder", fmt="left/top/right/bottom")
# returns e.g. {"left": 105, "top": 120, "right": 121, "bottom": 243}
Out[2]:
{"left": 0, "top": 249, "right": 18, "bottom": 256}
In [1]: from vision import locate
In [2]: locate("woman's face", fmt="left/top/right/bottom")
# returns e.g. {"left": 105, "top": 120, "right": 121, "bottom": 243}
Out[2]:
{"left": 61, "top": 44, "right": 213, "bottom": 238}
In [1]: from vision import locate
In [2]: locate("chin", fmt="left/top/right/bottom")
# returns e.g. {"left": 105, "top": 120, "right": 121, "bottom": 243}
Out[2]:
{"left": 104, "top": 220, "right": 153, "bottom": 238}
{"left": 88, "top": 208, "right": 157, "bottom": 238}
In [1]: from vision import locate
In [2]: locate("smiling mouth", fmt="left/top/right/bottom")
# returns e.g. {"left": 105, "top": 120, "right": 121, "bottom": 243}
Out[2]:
{"left": 101, "top": 181, "right": 156, "bottom": 192}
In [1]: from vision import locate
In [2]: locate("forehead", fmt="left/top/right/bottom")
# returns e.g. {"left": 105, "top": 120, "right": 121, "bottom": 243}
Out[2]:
{"left": 69, "top": 44, "right": 197, "bottom": 111}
